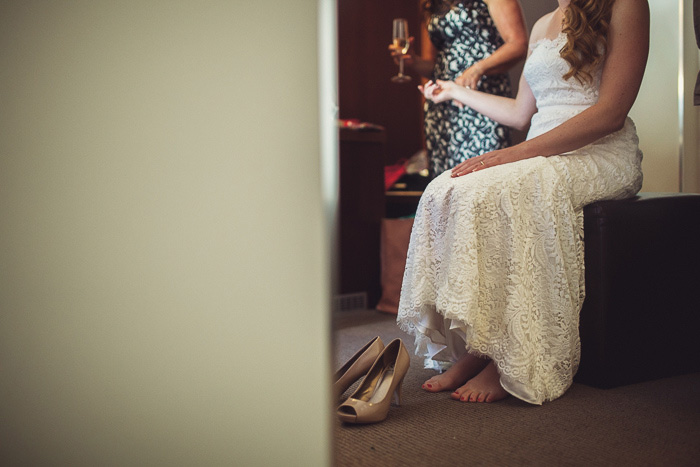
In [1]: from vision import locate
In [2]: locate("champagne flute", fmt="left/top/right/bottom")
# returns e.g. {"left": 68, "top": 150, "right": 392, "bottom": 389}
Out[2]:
{"left": 391, "top": 18, "right": 411, "bottom": 83}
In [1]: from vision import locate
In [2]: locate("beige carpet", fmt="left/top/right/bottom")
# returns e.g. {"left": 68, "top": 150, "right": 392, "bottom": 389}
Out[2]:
{"left": 332, "top": 309, "right": 700, "bottom": 466}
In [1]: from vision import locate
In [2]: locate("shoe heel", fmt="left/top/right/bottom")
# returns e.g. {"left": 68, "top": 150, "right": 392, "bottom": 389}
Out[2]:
{"left": 392, "top": 380, "right": 403, "bottom": 406}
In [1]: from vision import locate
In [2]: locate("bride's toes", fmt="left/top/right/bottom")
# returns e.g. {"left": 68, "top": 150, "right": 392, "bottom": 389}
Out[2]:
{"left": 456, "top": 361, "right": 510, "bottom": 403}
{"left": 423, "top": 373, "right": 463, "bottom": 392}
{"left": 451, "top": 386, "right": 471, "bottom": 402}
{"left": 451, "top": 375, "right": 508, "bottom": 403}
{"left": 464, "top": 390, "right": 480, "bottom": 403}
{"left": 422, "top": 376, "right": 446, "bottom": 392}
{"left": 453, "top": 384, "right": 481, "bottom": 402}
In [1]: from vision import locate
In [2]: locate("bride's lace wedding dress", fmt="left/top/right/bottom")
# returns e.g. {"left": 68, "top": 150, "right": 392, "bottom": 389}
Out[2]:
{"left": 397, "top": 33, "right": 643, "bottom": 405}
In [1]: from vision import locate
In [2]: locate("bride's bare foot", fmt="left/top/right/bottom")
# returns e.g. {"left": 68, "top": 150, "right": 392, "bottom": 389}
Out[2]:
{"left": 422, "top": 353, "right": 489, "bottom": 393}
{"left": 451, "top": 361, "right": 509, "bottom": 403}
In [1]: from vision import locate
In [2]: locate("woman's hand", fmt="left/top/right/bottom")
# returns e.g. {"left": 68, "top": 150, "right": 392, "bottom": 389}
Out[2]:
{"left": 450, "top": 145, "right": 531, "bottom": 178}
{"left": 418, "top": 80, "right": 445, "bottom": 102}
{"left": 418, "top": 79, "right": 461, "bottom": 104}
{"left": 455, "top": 62, "right": 484, "bottom": 90}
{"left": 388, "top": 36, "right": 415, "bottom": 66}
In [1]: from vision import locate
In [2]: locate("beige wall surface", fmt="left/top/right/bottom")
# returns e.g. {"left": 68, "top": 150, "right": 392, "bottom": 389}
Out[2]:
{"left": 630, "top": 0, "right": 680, "bottom": 192}
{"left": 682, "top": 0, "right": 700, "bottom": 193}
{"left": 630, "top": 0, "right": 699, "bottom": 193}
{"left": 0, "top": 1, "right": 332, "bottom": 465}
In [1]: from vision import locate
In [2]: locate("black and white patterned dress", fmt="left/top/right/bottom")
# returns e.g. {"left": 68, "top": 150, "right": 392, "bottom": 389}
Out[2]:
{"left": 426, "top": 1, "right": 511, "bottom": 176}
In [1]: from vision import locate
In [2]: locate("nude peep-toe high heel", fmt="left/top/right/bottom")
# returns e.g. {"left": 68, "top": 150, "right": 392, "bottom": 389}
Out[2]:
{"left": 333, "top": 336, "right": 384, "bottom": 399}
{"left": 337, "top": 338, "right": 410, "bottom": 424}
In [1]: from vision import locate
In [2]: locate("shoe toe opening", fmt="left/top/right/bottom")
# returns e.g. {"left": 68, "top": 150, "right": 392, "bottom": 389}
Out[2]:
{"left": 337, "top": 405, "right": 357, "bottom": 416}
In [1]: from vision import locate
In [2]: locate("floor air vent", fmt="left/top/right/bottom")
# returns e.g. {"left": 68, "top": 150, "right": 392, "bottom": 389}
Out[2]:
{"left": 333, "top": 292, "right": 367, "bottom": 312}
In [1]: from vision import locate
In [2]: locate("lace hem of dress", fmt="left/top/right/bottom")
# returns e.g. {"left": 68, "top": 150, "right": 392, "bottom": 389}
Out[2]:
{"left": 397, "top": 305, "right": 574, "bottom": 405}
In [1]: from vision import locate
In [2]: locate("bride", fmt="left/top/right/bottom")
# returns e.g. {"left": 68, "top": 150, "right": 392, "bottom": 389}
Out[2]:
{"left": 397, "top": 0, "right": 649, "bottom": 405}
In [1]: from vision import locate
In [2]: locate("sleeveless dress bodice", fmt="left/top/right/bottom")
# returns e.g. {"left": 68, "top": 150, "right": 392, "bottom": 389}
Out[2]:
{"left": 525, "top": 33, "right": 602, "bottom": 139}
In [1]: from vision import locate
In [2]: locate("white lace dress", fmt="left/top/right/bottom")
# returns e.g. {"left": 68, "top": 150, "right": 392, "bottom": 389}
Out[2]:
{"left": 396, "top": 33, "right": 643, "bottom": 405}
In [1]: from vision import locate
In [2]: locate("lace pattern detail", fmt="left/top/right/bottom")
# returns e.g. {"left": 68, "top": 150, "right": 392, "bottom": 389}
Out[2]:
{"left": 397, "top": 34, "right": 642, "bottom": 405}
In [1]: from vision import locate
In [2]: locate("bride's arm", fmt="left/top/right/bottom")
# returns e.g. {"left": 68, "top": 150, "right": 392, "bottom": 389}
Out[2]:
{"left": 420, "top": 12, "right": 555, "bottom": 130}
{"left": 422, "top": 73, "right": 536, "bottom": 130}
{"left": 450, "top": 0, "right": 650, "bottom": 177}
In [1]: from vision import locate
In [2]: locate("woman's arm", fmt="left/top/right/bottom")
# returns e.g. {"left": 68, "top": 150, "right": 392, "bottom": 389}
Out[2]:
{"left": 418, "top": 11, "right": 550, "bottom": 126}
{"left": 455, "top": 0, "right": 528, "bottom": 89}
{"left": 421, "top": 72, "right": 536, "bottom": 130}
{"left": 450, "top": 0, "right": 650, "bottom": 177}
{"left": 409, "top": 39, "right": 436, "bottom": 79}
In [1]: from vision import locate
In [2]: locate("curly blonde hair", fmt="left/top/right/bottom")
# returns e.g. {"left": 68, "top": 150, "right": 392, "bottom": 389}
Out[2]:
{"left": 560, "top": 0, "right": 615, "bottom": 82}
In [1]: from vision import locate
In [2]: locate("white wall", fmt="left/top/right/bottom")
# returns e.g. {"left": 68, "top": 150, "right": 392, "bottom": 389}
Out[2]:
{"left": 0, "top": 1, "right": 332, "bottom": 465}
{"left": 682, "top": 0, "right": 700, "bottom": 193}
{"left": 628, "top": 0, "right": 699, "bottom": 193}
{"left": 630, "top": 0, "right": 678, "bottom": 192}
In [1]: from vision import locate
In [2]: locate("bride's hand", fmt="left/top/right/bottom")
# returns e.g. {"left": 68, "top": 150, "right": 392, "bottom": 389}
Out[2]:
{"left": 451, "top": 146, "right": 528, "bottom": 178}
{"left": 417, "top": 80, "right": 443, "bottom": 102}
{"left": 418, "top": 79, "right": 458, "bottom": 104}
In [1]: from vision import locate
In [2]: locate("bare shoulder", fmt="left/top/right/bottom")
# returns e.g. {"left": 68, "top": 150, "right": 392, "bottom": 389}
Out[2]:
{"left": 609, "top": 0, "right": 650, "bottom": 28}
{"left": 612, "top": 0, "right": 650, "bottom": 13}
{"left": 608, "top": 0, "right": 650, "bottom": 45}
{"left": 529, "top": 10, "right": 559, "bottom": 44}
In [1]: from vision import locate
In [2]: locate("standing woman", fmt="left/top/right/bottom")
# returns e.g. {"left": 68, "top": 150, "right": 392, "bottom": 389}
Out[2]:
{"left": 391, "top": 0, "right": 528, "bottom": 176}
